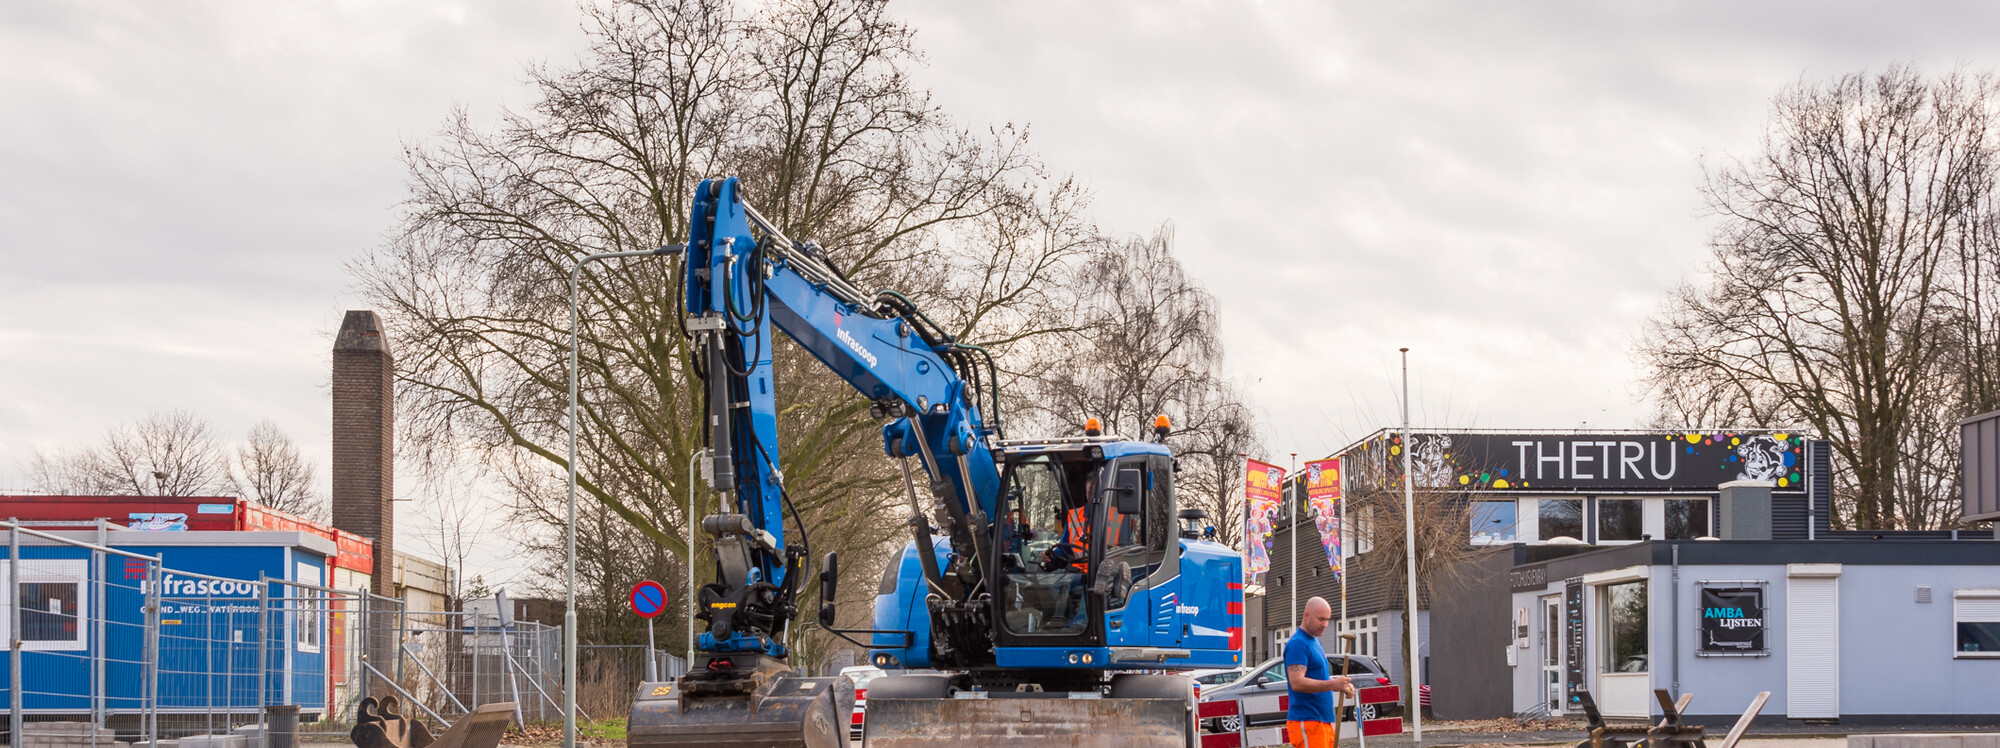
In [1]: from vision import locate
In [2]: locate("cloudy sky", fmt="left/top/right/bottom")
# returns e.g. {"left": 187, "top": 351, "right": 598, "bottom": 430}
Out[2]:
{"left": 5, "top": 0, "right": 1996, "bottom": 578}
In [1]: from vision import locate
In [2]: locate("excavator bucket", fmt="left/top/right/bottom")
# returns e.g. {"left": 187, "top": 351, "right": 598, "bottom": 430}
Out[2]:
{"left": 856, "top": 673, "right": 1196, "bottom": 748}
{"left": 861, "top": 696, "right": 1193, "bottom": 748}
{"left": 628, "top": 659, "right": 855, "bottom": 748}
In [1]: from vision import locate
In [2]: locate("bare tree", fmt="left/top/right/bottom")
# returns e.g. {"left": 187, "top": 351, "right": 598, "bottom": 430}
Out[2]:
{"left": 1638, "top": 65, "right": 2000, "bottom": 529}
{"left": 407, "top": 461, "right": 492, "bottom": 608}
{"left": 1017, "top": 225, "right": 1265, "bottom": 547}
{"left": 29, "top": 409, "right": 232, "bottom": 496}
{"left": 232, "top": 420, "right": 324, "bottom": 519}
{"left": 354, "top": 0, "right": 1101, "bottom": 656}
{"left": 1339, "top": 431, "right": 1496, "bottom": 717}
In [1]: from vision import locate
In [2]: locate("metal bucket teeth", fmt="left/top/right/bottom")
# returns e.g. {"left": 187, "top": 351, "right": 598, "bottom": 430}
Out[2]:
{"left": 628, "top": 674, "right": 855, "bottom": 748}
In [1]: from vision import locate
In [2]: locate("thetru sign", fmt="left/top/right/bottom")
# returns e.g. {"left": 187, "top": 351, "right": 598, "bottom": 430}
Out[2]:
{"left": 1699, "top": 586, "right": 1767, "bottom": 655}
{"left": 1348, "top": 431, "right": 1809, "bottom": 494}
{"left": 631, "top": 580, "right": 670, "bottom": 682}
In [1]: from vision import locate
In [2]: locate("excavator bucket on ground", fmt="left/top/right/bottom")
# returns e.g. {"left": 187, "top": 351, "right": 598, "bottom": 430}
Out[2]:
{"left": 861, "top": 696, "right": 1194, "bottom": 748}
{"left": 627, "top": 657, "right": 855, "bottom": 748}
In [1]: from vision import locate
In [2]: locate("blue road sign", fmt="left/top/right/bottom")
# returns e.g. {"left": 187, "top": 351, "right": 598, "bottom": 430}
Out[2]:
{"left": 630, "top": 579, "right": 668, "bottom": 618}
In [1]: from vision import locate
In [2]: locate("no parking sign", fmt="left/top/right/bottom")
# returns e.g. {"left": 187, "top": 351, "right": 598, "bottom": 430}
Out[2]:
{"left": 630, "top": 580, "right": 668, "bottom": 618}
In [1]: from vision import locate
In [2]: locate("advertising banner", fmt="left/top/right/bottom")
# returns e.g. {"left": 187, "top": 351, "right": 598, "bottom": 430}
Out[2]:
{"left": 1347, "top": 430, "right": 1809, "bottom": 494}
{"left": 1304, "top": 458, "right": 1343, "bottom": 575}
{"left": 1243, "top": 459, "right": 1285, "bottom": 576}
{"left": 1564, "top": 577, "right": 1586, "bottom": 702}
{"left": 1699, "top": 587, "right": 1767, "bottom": 653}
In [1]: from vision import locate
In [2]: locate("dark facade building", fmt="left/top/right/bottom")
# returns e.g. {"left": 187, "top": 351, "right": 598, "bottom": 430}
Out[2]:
{"left": 1257, "top": 428, "right": 1999, "bottom": 722}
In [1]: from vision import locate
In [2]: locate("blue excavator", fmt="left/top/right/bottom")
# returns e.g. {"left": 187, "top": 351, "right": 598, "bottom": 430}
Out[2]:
{"left": 627, "top": 177, "right": 1245, "bottom": 747}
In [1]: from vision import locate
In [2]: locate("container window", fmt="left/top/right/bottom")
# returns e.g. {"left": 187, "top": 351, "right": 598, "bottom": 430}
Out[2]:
{"left": 21, "top": 582, "right": 81, "bottom": 643}
{"left": 1956, "top": 590, "right": 2000, "bottom": 656}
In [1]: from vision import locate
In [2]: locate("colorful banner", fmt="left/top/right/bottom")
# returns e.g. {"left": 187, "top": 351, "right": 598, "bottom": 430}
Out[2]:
{"left": 1243, "top": 459, "right": 1286, "bottom": 576}
{"left": 1304, "top": 458, "right": 1342, "bottom": 575}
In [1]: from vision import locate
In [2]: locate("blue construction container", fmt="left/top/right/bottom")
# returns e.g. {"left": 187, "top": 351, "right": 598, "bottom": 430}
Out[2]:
{"left": 1, "top": 529, "right": 335, "bottom": 717}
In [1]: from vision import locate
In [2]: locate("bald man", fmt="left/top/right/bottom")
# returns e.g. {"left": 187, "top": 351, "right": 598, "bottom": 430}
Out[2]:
{"left": 1285, "top": 596, "right": 1359, "bottom": 748}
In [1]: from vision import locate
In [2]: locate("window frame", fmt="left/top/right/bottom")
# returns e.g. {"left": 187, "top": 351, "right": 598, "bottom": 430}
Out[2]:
{"left": 1664, "top": 498, "right": 1713, "bottom": 540}
{"left": 1598, "top": 579, "right": 1649, "bottom": 674}
{"left": 1954, "top": 589, "right": 2000, "bottom": 659}
{"left": 1538, "top": 498, "right": 1584, "bottom": 543}
{"left": 1470, "top": 500, "right": 1518, "bottom": 545}
{"left": 1340, "top": 615, "right": 1379, "bottom": 657}
{"left": 1595, "top": 499, "right": 1644, "bottom": 543}
{"left": 1, "top": 559, "right": 90, "bottom": 652}
{"left": 295, "top": 562, "right": 323, "bottom": 654}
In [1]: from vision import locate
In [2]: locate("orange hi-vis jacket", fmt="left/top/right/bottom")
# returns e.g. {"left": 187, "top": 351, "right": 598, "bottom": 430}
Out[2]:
{"left": 1062, "top": 505, "right": 1090, "bottom": 572}
{"left": 1061, "top": 505, "right": 1129, "bottom": 573}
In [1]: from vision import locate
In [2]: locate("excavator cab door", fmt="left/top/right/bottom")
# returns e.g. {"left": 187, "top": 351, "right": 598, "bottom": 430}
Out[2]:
{"left": 992, "top": 453, "right": 1102, "bottom": 649}
{"left": 1102, "top": 454, "right": 1182, "bottom": 648}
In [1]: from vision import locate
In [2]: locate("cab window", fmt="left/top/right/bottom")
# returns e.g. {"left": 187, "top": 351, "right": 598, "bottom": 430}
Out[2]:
{"left": 998, "top": 456, "right": 1087, "bottom": 636}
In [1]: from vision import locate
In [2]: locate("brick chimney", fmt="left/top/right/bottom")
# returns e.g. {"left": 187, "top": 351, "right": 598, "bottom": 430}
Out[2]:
{"left": 332, "top": 310, "right": 395, "bottom": 597}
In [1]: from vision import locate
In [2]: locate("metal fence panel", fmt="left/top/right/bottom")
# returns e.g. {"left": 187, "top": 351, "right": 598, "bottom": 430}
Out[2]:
{"left": 0, "top": 521, "right": 654, "bottom": 745}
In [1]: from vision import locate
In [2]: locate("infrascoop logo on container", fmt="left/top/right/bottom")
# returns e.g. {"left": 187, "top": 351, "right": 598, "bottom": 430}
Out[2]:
{"left": 140, "top": 575, "right": 258, "bottom": 597}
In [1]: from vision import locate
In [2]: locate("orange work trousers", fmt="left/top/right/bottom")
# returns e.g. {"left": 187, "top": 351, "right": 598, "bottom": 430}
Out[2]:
{"left": 1286, "top": 720, "right": 1336, "bottom": 748}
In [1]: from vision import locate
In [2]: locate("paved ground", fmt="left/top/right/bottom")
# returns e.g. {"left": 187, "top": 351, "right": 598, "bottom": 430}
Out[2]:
{"left": 1352, "top": 721, "right": 2000, "bottom": 748}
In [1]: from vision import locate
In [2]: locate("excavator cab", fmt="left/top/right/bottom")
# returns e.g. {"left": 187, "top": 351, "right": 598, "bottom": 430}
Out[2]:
{"left": 990, "top": 441, "right": 1180, "bottom": 655}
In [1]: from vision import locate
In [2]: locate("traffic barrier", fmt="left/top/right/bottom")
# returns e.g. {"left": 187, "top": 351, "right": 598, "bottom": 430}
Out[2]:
{"left": 1198, "top": 685, "right": 1404, "bottom": 747}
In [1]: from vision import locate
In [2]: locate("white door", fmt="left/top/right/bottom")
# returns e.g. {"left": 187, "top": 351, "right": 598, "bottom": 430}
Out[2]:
{"left": 1786, "top": 565, "right": 1841, "bottom": 718}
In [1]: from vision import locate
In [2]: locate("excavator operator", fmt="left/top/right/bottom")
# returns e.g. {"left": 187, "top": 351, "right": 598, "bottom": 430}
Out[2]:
{"left": 1040, "top": 471, "right": 1096, "bottom": 572}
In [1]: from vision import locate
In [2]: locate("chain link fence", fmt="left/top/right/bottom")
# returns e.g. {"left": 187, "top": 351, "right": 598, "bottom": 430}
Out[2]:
{"left": 1, "top": 521, "right": 685, "bottom": 745}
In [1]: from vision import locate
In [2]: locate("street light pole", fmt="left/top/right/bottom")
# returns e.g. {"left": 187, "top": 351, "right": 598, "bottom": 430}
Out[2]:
{"left": 1401, "top": 347, "right": 1422, "bottom": 743}
{"left": 568, "top": 245, "right": 682, "bottom": 748}
{"left": 1288, "top": 452, "right": 1298, "bottom": 632}
{"left": 687, "top": 448, "right": 709, "bottom": 667}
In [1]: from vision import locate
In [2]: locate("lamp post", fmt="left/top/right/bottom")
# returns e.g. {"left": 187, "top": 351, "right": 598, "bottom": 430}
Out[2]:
{"left": 688, "top": 447, "right": 709, "bottom": 666}
{"left": 567, "top": 245, "right": 682, "bottom": 747}
{"left": 1400, "top": 347, "right": 1421, "bottom": 743}
{"left": 1235, "top": 451, "right": 1250, "bottom": 664}
{"left": 1288, "top": 452, "right": 1298, "bottom": 632}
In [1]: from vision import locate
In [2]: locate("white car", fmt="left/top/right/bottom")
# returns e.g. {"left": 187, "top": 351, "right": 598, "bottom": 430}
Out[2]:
{"left": 838, "top": 665, "right": 888, "bottom": 739}
{"left": 1184, "top": 667, "right": 1247, "bottom": 699}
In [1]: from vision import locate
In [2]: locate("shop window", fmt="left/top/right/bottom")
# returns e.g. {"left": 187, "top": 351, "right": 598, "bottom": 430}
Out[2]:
{"left": 1602, "top": 580, "right": 1648, "bottom": 672}
{"left": 1470, "top": 501, "right": 1517, "bottom": 544}
{"left": 1540, "top": 499, "right": 1582, "bottom": 542}
{"left": 1665, "top": 499, "right": 1711, "bottom": 540}
{"left": 1597, "top": 499, "right": 1643, "bottom": 542}
{"left": 1956, "top": 589, "right": 2000, "bottom": 657}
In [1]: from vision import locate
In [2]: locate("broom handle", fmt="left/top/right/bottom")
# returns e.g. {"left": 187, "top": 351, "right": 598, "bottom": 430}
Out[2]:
{"left": 1335, "top": 633, "right": 1358, "bottom": 748}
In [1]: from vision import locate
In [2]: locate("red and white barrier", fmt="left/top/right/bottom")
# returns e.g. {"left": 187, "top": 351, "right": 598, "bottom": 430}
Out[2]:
{"left": 1198, "top": 685, "right": 1405, "bottom": 747}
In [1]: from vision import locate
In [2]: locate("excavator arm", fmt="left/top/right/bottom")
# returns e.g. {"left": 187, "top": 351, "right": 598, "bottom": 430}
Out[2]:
{"left": 681, "top": 175, "right": 1003, "bottom": 661}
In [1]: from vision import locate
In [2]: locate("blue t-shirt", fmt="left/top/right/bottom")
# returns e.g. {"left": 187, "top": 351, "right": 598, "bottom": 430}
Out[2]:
{"left": 1284, "top": 628, "right": 1336, "bottom": 723}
